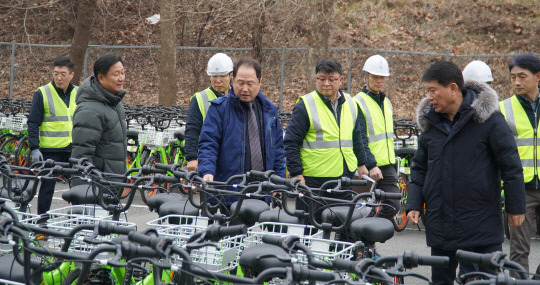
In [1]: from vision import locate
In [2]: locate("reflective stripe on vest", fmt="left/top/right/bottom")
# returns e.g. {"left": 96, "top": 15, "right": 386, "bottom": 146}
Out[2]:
{"left": 500, "top": 95, "right": 540, "bottom": 182}
{"left": 354, "top": 92, "right": 395, "bottom": 165}
{"left": 300, "top": 91, "right": 357, "bottom": 177}
{"left": 39, "top": 83, "right": 77, "bottom": 148}
{"left": 191, "top": 88, "right": 217, "bottom": 121}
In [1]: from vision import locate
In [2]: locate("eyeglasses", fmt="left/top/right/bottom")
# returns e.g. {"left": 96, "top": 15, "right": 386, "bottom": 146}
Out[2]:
{"left": 316, "top": 77, "right": 340, "bottom": 84}
{"left": 53, "top": 72, "right": 71, "bottom": 79}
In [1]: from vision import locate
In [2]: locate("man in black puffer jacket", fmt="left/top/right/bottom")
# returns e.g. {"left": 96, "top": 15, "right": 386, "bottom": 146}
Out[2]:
{"left": 71, "top": 53, "right": 127, "bottom": 176}
{"left": 406, "top": 61, "right": 526, "bottom": 285}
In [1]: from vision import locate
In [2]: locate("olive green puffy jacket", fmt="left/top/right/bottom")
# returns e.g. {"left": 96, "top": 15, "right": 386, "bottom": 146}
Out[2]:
{"left": 71, "top": 75, "right": 127, "bottom": 176}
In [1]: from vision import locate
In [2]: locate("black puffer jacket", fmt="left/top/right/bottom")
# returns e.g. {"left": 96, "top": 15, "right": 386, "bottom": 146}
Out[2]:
{"left": 71, "top": 75, "right": 127, "bottom": 175}
{"left": 406, "top": 80, "right": 526, "bottom": 250}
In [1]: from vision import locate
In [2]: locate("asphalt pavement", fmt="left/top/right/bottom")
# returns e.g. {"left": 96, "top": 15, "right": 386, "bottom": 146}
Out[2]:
{"left": 32, "top": 182, "right": 540, "bottom": 285}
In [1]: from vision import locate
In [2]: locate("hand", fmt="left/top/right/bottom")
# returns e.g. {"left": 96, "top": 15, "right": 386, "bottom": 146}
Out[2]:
{"left": 187, "top": 160, "right": 198, "bottom": 172}
{"left": 407, "top": 210, "right": 421, "bottom": 225}
{"left": 508, "top": 213, "right": 525, "bottom": 227}
{"left": 369, "top": 166, "right": 383, "bottom": 181}
{"left": 31, "top": 149, "right": 43, "bottom": 163}
{"left": 203, "top": 174, "right": 214, "bottom": 182}
{"left": 357, "top": 165, "right": 369, "bottom": 177}
{"left": 293, "top": 174, "right": 306, "bottom": 185}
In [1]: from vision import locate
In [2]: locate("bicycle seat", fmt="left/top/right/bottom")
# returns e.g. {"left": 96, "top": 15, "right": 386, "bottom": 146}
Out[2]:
{"left": 0, "top": 180, "right": 35, "bottom": 200}
{"left": 259, "top": 208, "right": 300, "bottom": 224}
{"left": 174, "top": 130, "right": 185, "bottom": 142}
{"left": 230, "top": 199, "right": 270, "bottom": 226}
{"left": 158, "top": 200, "right": 199, "bottom": 221}
{"left": 126, "top": 130, "right": 139, "bottom": 140}
{"left": 321, "top": 206, "right": 364, "bottom": 226}
{"left": 239, "top": 244, "right": 292, "bottom": 277}
{"left": 146, "top": 192, "right": 184, "bottom": 212}
{"left": 0, "top": 254, "right": 41, "bottom": 284}
{"left": 61, "top": 184, "right": 97, "bottom": 204}
{"left": 350, "top": 217, "right": 394, "bottom": 244}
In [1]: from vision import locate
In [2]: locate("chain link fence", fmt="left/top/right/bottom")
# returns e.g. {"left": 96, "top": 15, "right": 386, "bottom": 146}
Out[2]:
{"left": 0, "top": 41, "right": 531, "bottom": 118}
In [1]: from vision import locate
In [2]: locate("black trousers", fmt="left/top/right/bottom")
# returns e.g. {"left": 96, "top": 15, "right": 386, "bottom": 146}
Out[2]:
{"left": 373, "top": 165, "right": 400, "bottom": 221}
{"left": 37, "top": 152, "right": 70, "bottom": 215}
{"left": 431, "top": 243, "right": 502, "bottom": 285}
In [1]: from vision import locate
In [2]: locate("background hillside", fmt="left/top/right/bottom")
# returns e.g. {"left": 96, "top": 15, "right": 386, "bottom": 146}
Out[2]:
{"left": 1, "top": 0, "right": 538, "bottom": 118}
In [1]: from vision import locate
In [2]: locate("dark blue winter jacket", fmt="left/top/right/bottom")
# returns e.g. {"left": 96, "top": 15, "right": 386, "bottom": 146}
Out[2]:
{"left": 198, "top": 90, "right": 286, "bottom": 205}
{"left": 406, "top": 80, "right": 526, "bottom": 250}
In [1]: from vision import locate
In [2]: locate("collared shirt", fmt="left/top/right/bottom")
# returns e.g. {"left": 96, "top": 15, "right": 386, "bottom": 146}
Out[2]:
{"left": 317, "top": 91, "right": 342, "bottom": 122}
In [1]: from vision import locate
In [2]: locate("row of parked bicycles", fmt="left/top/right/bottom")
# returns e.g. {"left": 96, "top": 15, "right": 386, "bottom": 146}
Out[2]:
{"left": 1, "top": 98, "right": 537, "bottom": 284}
{"left": 0, "top": 151, "right": 538, "bottom": 284}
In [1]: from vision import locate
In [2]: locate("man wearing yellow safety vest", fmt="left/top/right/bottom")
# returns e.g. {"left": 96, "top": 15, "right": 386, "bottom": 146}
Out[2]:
{"left": 353, "top": 55, "right": 400, "bottom": 221}
{"left": 499, "top": 53, "right": 540, "bottom": 280}
{"left": 185, "top": 53, "right": 233, "bottom": 172}
{"left": 27, "top": 57, "right": 77, "bottom": 220}
{"left": 284, "top": 58, "right": 373, "bottom": 228}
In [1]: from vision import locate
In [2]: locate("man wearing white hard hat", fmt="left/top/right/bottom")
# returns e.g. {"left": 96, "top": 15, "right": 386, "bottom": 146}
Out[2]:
{"left": 463, "top": 60, "right": 494, "bottom": 84}
{"left": 185, "top": 53, "right": 233, "bottom": 172}
{"left": 353, "top": 55, "right": 400, "bottom": 221}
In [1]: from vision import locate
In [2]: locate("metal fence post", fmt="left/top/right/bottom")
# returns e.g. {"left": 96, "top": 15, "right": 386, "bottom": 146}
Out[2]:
{"left": 9, "top": 41, "right": 15, "bottom": 100}
{"left": 279, "top": 46, "right": 285, "bottom": 111}
{"left": 445, "top": 48, "right": 450, "bottom": 61}
{"left": 83, "top": 49, "right": 89, "bottom": 79}
{"left": 347, "top": 47, "right": 353, "bottom": 94}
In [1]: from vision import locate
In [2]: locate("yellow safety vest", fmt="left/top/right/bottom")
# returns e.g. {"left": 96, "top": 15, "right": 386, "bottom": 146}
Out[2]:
{"left": 300, "top": 91, "right": 358, "bottom": 177}
{"left": 499, "top": 95, "right": 540, "bottom": 183}
{"left": 190, "top": 88, "right": 217, "bottom": 121}
{"left": 353, "top": 92, "right": 395, "bottom": 166}
{"left": 39, "top": 83, "right": 77, "bottom": 148}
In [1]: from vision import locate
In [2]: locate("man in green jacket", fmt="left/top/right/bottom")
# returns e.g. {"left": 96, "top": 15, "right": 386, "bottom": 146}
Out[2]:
{"left": 71, "top": 53, "right": 127, "bottom": 175}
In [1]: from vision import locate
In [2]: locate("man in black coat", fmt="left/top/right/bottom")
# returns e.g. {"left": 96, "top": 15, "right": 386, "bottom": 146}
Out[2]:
{"left": 406, "top": 61, "right": 526, "bottom": 284}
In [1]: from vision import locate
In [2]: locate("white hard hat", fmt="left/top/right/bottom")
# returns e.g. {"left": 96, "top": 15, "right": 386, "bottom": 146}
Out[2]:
{"left": 362, "top": 55, "right": 390, "bottom": 77}
{"left": 206, "top": 53, "right": 233, "bottom": 76}
{"left": 462, "top": 60, "right": 494, "bottom": 83}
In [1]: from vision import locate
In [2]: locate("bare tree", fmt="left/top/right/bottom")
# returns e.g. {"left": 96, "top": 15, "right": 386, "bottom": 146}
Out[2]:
{"left": 69, "top": 0, "right": 96, "bottom": 85}
{"left": 159, "top": 0, "right": 177, "bottom": 106}
{"left": 306, "top": 0, "right": 334, "bottom": 92}
{"left": 251, "top": 0, "right": 276, "bottom": 62}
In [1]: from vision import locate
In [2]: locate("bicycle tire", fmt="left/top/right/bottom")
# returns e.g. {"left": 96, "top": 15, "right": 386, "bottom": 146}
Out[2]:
{"left": 0, "top": 137, "right": 19, "bottom": 164}
{"left": 119, "top": 183, "right": 132, "bottom": 200}
{"left": 393, "top": 174, "right": 409, "bottom": 232}
{"left": 14, "top": 137, "right": 30, "bottom": 167}
{"left": 394, "top": 148, "right": 416, "bottom": 232}
{"left": 0, "top": 133, "right": 15, "bottom": 148}
{"left": 140, "top": 154, "right": 160, "bottom": 204}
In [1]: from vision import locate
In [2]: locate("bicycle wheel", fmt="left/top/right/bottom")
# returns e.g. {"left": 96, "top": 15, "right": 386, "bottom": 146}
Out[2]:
{"left": 14, "top": 137, "right": 30, "bottom": 167}
{"left": 393, "top": 148, "right": 416, "bottom": 232}
{"left": 0, "top": 137, "right": 19, "bottom": 164}
{"left": 393, "top": 174, "right": 409, "bottom": 232}
{"left": 140, "top": 154, "right": 160, "bottom": 204}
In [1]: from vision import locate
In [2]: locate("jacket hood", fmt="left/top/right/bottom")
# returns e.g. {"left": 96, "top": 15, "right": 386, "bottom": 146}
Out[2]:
{"left": 76, "top": 75, "right": 125, "bottom": 106}
{"left": 416, "top": 80, "right": 499, "bottom": 132}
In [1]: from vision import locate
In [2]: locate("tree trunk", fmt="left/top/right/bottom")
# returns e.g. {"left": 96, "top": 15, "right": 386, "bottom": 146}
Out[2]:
{"left": 69, "top": 0, "right": 97, "bottom": 85}
{"left": 158, "top": 0, "right": 177, "bottom": 107}
{"left": 306, "top": 0, "right": 334, "bottom": 93}
{"left": 252, "top": 0, "right": 275, "bottom": 62}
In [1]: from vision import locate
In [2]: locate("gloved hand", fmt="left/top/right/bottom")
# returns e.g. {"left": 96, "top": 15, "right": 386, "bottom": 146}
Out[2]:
{"left": 31, "top": 149, "right": 43, "bottom": 163}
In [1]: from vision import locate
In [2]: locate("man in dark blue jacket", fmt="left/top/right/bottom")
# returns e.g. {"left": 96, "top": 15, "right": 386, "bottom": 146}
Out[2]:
{"left": 406, "top": 61, "right": 526, "bottom": 284}
{"left": 198, "top": 58, "right": 286, "bottom": 206}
